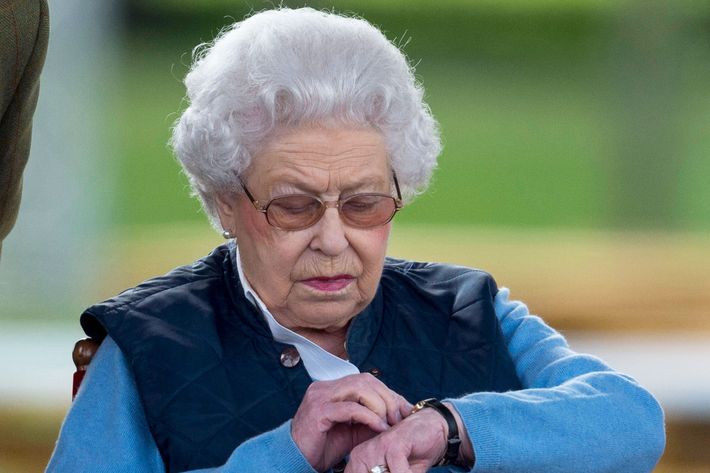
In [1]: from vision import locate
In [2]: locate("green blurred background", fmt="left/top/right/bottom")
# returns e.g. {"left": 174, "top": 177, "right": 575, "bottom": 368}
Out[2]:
{"left": 1, "top": 0, "right": 709, "bottom": 471}
{"left": 116, "top": 0, "right": 710, "bottom": 231}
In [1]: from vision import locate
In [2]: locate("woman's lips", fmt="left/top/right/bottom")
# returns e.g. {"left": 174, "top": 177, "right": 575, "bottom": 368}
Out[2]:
{"left": 301, "top": 275, "right": 354, "bottom": 292}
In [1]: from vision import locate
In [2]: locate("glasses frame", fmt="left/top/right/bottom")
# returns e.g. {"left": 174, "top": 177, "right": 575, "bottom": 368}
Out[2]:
{"left": 239, "top": 172, "right": 404, "bottom": 231}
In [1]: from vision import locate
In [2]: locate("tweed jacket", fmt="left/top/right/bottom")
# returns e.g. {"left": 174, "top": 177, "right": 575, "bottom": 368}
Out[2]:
{"left": 0, "top": 0, "right": 49, "bottom": 257}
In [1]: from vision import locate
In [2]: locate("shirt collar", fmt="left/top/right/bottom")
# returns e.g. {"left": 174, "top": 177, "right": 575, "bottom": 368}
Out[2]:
{"left": 233, "top": 245, "right": 359, "bottom": 381}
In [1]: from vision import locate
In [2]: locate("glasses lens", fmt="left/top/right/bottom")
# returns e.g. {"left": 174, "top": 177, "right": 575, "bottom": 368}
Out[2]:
{"left": 341, "top": 194, "right": 397, "bottom": 228}
{"left": 267, "top": 195, "right": 323, "bottom": 229}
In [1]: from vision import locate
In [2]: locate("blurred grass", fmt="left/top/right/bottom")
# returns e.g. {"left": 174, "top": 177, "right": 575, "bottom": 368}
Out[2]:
{"left": 129, "top": 0, "right": 710, "bottom": 17}
{"left": 111, "top": 0, "right": 710, "bottom": 231}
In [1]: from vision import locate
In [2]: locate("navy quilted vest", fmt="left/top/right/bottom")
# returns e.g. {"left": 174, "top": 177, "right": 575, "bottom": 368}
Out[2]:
{"left": 81, "top": 244, "right": 521, "bottom": 472}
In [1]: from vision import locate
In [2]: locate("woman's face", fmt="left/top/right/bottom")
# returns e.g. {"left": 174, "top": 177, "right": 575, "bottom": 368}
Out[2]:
{"left": 216, "top": 126, "right": 393, "bottom": 336}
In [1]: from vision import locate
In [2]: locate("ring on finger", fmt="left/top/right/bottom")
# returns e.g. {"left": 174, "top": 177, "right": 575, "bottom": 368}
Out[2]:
{"left": 369, "top": 465, "right": 389, "bottom": 473}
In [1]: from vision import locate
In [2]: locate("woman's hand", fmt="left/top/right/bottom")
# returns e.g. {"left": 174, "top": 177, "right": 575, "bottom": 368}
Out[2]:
{"left": 292, "top": 373, "right": 412, "bottom": 472}
{"left": 343, "top": 403, "right": 473, "bottom": 473}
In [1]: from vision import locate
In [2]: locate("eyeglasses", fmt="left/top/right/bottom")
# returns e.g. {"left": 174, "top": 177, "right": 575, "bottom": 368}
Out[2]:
{"left": 239, "top": 173, "right": 403, "bottom": 231}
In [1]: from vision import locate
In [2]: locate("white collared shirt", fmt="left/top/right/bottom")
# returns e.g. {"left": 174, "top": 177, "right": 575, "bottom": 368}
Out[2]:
{"left": 234, "top": 246, "right": 360, "bottom": 381}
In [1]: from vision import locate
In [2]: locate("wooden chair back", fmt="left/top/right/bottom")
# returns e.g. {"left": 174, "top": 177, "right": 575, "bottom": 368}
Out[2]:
{"left": 72, "top": 338, "right": 99, "bottom": 399}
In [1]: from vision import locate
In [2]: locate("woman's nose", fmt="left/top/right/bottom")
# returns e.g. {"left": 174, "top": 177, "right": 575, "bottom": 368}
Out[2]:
{"left": 309, "top": 207, "right": 349, "bottom": 256}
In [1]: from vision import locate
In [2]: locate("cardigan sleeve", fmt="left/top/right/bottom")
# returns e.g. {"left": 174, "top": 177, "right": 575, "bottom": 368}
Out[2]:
{"left": 447, "top": 288, "right": 666, "bottom": 473}
{"left": 45, "top": 336, "right": 317, "bottom": 473}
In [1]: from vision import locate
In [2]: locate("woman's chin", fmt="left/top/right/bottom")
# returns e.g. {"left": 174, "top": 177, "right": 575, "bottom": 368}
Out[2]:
{"left": 288, "top": 298, "right": 364, "bottom": 332}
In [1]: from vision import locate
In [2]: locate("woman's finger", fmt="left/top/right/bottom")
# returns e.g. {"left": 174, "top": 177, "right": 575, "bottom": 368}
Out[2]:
{"left": 398, "top": 396, "right": 413, "bottom": 421}
{"left": 328, "top": 376, "right": 387, "bottom": 421}
{"left": 385, "top": 444, "right": 413, "bottom": 473}
{"left": 344, "top": 434, "right": 409, "bottom": 473}
{"left": 381, "top": 392, "right": 412, "bottom": 426}
{"left": 322, "top": 401, "right": 390, "bottom": 433}
{"left": 329, "top": 373, "right": 408, "bottom": 425}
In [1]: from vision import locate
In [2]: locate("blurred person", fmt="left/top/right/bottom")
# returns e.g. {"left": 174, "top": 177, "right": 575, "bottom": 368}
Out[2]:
{"left": 0, "top": 0, "right": 49, "bottom": 259}
{"left": 47, "top": 8, "right": 665, "bottom": 473}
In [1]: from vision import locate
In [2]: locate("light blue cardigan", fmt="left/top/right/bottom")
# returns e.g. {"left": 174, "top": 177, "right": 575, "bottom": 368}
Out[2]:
{"left": 46, "top": 288, "right": 665, "bottom": 472}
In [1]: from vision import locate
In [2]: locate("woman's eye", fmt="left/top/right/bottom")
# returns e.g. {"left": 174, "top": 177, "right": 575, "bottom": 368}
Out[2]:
{"left": 283, "top": 205, "right": 309, "bottom": 214}
{"left": 344, "top": 197, "right": 378, "bottom": 212}
{"left": 348, "top": 202, "right": 374, "bottom": 211}
{"left": 273, "top": 197, "right": 319, "bottom": 214}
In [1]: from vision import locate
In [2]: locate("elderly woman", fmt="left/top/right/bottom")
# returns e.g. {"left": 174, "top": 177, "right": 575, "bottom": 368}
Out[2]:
{"left": 47, "top": 7, "right": 664, "bottom": 473}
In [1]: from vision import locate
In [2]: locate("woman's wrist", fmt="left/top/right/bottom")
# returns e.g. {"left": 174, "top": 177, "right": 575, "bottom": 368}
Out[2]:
{"left": 442, "top": 401, "right": 475, "bottom": 468}
{"left": 414, "top": 406, "right": 451, "bottom": 464}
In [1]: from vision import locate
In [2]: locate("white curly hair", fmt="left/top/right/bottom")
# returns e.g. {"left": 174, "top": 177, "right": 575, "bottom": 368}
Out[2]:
{"left": 170, "top": 7, "right": 441, "bottom": 229}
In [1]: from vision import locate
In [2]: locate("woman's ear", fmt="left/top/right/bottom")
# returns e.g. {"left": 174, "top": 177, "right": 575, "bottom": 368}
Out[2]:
{"left": 215, "top": 193, "right": 238, "bottom": 232}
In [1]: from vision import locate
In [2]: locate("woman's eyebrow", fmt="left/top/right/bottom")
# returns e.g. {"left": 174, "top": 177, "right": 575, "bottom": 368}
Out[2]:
{"left": 340, "top": 177, "right": 389, "bottom": 193}
{"left": 268, "top": 175, "right": 388, "bottom": 195}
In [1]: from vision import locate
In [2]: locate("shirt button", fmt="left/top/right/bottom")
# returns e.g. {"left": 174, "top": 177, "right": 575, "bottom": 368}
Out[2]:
{"left": 280, "top": 346, "right": 301, "bottom": 368}
{"left": 369, "top": 367, "right": 381, "bottom": 377}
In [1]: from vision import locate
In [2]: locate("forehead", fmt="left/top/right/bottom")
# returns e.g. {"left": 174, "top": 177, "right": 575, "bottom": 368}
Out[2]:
{"left": 249, "top": 126, "right": 390, "bottom": 189}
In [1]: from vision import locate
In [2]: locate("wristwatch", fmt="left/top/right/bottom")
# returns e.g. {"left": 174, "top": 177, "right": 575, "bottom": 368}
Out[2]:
{"left": 411, "top": 398, "right": 461, "bottom": 466}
